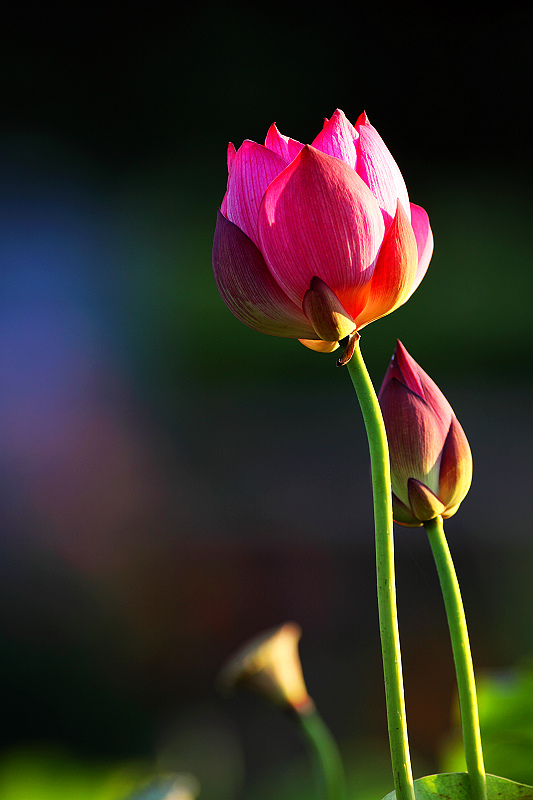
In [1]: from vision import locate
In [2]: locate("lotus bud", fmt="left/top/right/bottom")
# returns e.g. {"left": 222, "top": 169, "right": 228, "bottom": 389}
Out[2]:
{"left": 378, "top": 341, "right": 473, "bottom": 527}
{"left": 218, "top": 622, "right": 313, "bottom": 714}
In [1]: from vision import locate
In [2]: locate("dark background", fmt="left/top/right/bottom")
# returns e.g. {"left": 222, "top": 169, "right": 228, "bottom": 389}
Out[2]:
{"left": 1, "top": 2, "right": 532, "bottom": 797}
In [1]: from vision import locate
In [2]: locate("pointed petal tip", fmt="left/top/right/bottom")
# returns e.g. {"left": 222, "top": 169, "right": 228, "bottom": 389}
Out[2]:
{"left": 264, "top": 122, "right": 276, "bottom": 141}
{"left": 394, "top": 339, "right": 414, "bottom": 368}
{"left": 225, "top": 139, "right": 288, "bottom": 246}
{"left": 311, "top": 113, "right": 357, "bottom": 169}
{"left": 300, "top": 143, "right": 318, "bottom": 159}
{"left": 354, "top": 120, "right": 410, "bottom": 225}
{"left": 227, "top": 144, "right": 237, "bottom": 176}
{"left": 394, "top": 339, "right": 409, "bottom": 358}
{"left": 265, "top": 123, "right": 304, "bottom": 162}
{"left": 389, "top": 341, "right": 426, "bottom": 398}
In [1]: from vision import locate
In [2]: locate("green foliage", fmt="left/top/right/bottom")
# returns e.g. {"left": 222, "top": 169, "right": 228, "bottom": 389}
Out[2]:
{"left": 382, "top": 772, "right": 533, "bottom": 800}
{"left": 441, "top": 666, "right": 533, "bottom": 784}
{"left": 0, "top": 747, "right": 147, "bottom": 800}
{"left": 0, "top": 746, "right": 201, "bottom": 800}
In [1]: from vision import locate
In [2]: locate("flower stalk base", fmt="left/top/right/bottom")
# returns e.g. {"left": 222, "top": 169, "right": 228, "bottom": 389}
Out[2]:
{"left": 346, "top": 341, "right": 415, "bottom": 800}
{"left": 424, "top": 515, "right": 487, "bottom": 800}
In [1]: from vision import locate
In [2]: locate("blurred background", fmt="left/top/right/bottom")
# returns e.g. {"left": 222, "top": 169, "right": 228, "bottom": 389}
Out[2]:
{"left": 1, "top": 2, "right": 533, "bottom": 798}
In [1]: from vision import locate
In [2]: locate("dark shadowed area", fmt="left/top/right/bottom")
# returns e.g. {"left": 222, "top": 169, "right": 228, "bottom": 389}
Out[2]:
{"left": 0, "top": 2, "right": 532, "bottom": 797}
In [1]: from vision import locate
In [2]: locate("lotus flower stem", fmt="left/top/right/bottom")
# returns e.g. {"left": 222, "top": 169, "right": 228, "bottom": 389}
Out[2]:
{"left": 424, "top": 515, "right": 487, "bottom": 800}
{"left": 297, "top": 706, "right": 347, "bottom": 800}
{"left": 346, "top": 340, "right": 415, "bottom": 800}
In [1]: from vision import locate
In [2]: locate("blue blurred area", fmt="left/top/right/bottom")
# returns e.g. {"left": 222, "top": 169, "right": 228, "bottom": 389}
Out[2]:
{"left": 0, "top": 3, "right": 532, "bottom": 797}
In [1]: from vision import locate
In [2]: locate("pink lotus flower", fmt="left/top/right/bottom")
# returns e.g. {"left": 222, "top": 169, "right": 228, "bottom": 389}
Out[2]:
{"left": 378, "top": 341, "right": 473, "bottom": 526}
{"left": 213, "top": 110, "right": 433, "bottom": 354}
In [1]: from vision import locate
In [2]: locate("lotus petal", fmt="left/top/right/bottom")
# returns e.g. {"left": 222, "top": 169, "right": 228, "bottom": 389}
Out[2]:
{"left": 379, "top": 377, "right": 448, "bottom": 502}
{"left": 438, "top": 415, "right": 473, "bottom": 509}
{"left": 213, "top": 212, "right": 317, "bottom": 338}
{"left": 355, "top": 112, "right": 410, "bottom": 227}
{"left": 227, "top": 142, "right": 237, "bottom": 172}
{"left": 311, "top": 109, "right": 358, "bottom": 169}
{"left": 394, "top": 341, "right": 454, "bottom": 429}
{"left": 264, "top": 123, "right": 304, "bottom": 162}
{"left": 380, "top": 339, "right": 425, "bottom": 398}
{"left": 402, "top": 203, "right": 433, "bottom": 302}
{"left": 258, "top": 146, "right": 384, "bottom": 308}
{"left": 220, "top": 143, "right": 238, "bottom": 216}
{"left": 355, "top": 203, "right": 418, "bottom": 328}
{"left": 298, "top": 338, "right": 339, "bottom": 353}
{"left": 225, "top": 140, "right": 288, "bottom": 247}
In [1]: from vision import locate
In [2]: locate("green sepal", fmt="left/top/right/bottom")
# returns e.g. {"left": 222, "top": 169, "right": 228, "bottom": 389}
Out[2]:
{"left": 381, "top": 773, "right": 533, "bottom": 800}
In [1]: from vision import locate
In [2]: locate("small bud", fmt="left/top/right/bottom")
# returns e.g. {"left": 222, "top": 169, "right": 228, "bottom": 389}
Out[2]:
{"left": 378, "top": 341, "right": 473, "bottom": 527}
{"left": 218, "top": 623, "right": 313, "bottom": 714}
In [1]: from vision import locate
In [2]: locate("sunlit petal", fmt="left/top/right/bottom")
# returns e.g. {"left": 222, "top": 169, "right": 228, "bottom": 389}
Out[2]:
{"left": 355, "top": 203, "right": 418, "bottom": 328}
{"left": 438, "top": 416, "right": 473, "bottom": 509}
{"left": 258, "top": 146, "right": 384, "bottom": 308}
{"left": 265, "top": 123, "right": 304, "bottom": 162}
{"left": 225, "top": 140, "right": 288, "bottom": 247}
{"left": 311, "top": 109, "right": 358, "bottom": 169}
{"left": 298, "top": 338, "right": 339, "bottom": 353}
{"left": 402, "top": 203, "right": 433, "bottom": 302}
{"left": 355, "top": 112, "right": 410, "bottom": 227}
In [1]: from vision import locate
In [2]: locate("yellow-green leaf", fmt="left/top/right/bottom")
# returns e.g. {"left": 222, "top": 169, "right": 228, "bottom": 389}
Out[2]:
{"left": 382, "top": 772, "right": 533, "bottom": 800}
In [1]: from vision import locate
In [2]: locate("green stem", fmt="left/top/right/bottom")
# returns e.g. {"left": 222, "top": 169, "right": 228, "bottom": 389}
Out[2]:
{"left": 297, "top": 706, "right": 347, "bottom": 800}
{"left": 424, "top": 516, "right": 487, "bottom": 800}
{"left": 346, "top": 341, "right": 414, "bottom": 800}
